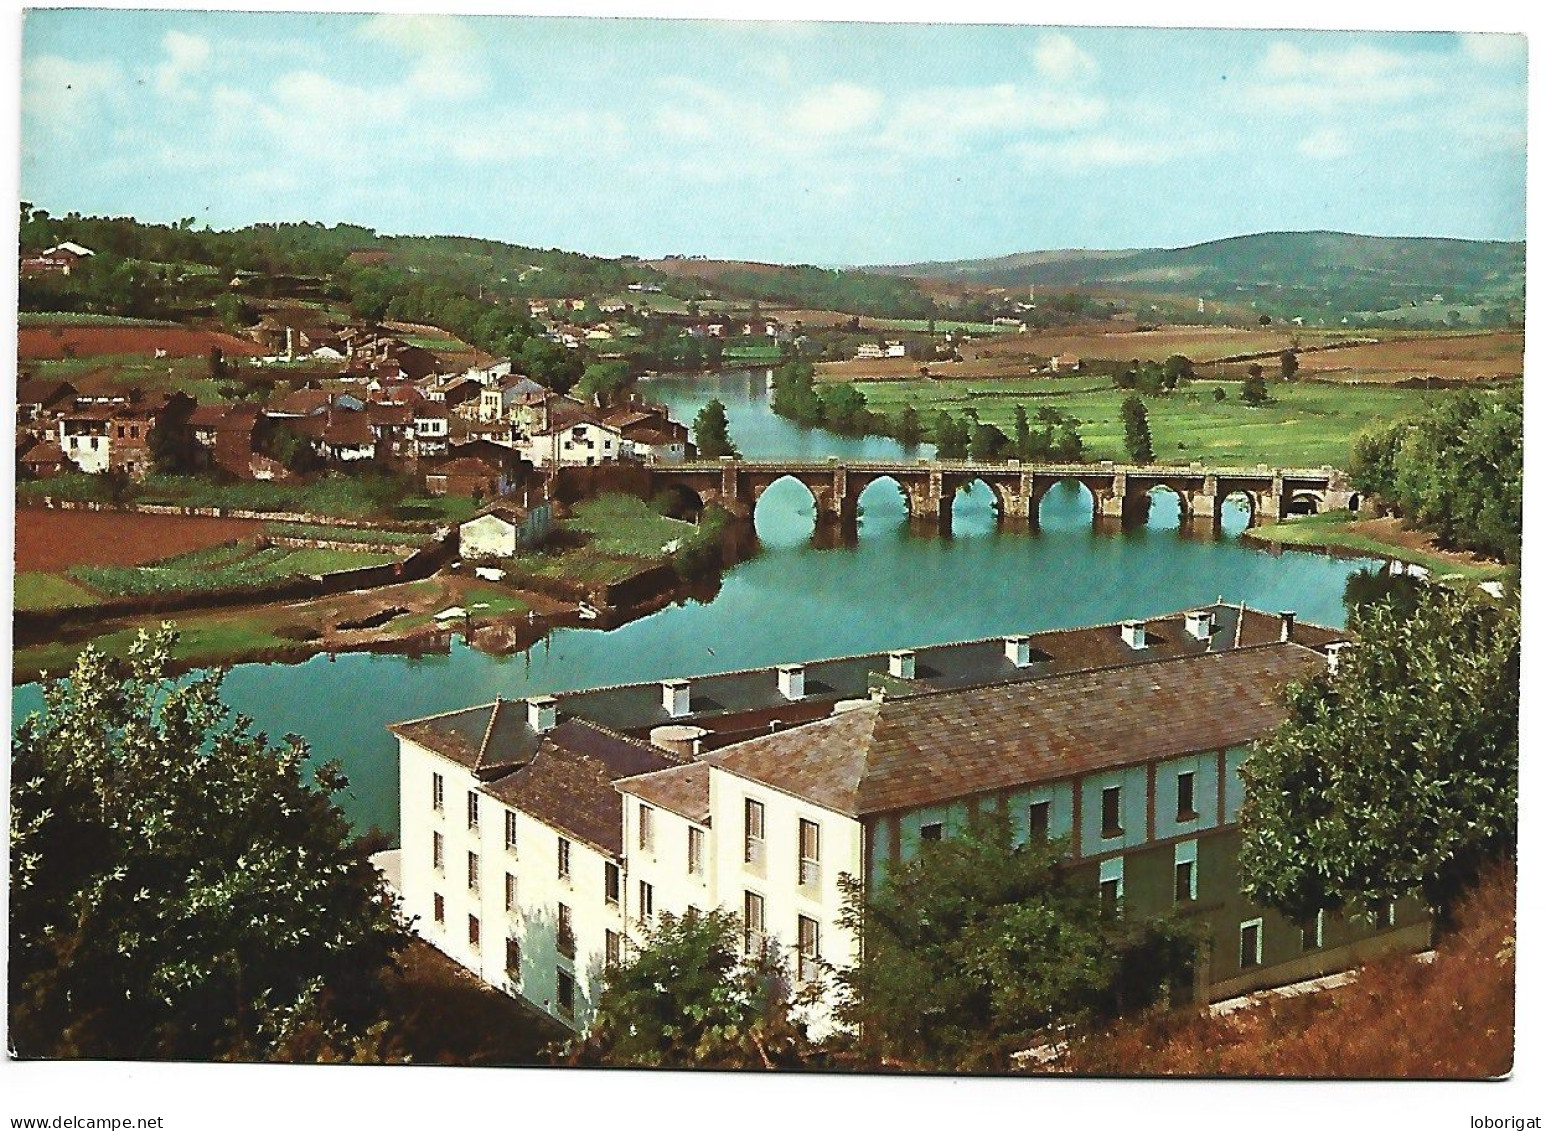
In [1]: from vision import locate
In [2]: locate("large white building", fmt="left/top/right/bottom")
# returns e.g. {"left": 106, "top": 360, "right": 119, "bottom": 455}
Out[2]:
{"left": 390, "top": 605, "right": 1429, "bottom": 1035}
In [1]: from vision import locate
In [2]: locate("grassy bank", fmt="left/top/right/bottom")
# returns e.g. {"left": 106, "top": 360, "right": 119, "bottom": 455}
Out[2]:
{"left": 70, "top": 541, "right": 402, "bottom": 598}
{"left": 503, "top": 494, "right": 723, "bottom": 591}
{"left": 1244, "top": 513, "right": 1508, "bottom": 584}
{"left": 852, "top": 377, "right": 1473, "bottom": 467}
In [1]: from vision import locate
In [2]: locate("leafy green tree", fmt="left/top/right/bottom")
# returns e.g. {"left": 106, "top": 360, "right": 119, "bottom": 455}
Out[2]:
{"left": 1212, "top": 386, "right": 1227, "bottom": 403}
{"left": 1135, "top": 362, "right": 1165, "bottom": 396}
{"left": 1279, "top": 349, "right": 1299, "bottom": 381}
{"left": 693, "top": 398, "right": 739, "bottom": 459}
{"left": 1121, "top": 395, "right": 1154, "bottom": 462}
{"left": 1012, "top": 405, "right": 1032, "bottom": 459}
{"left": 816, "top": 382, "right": 873, "bottom": 434}
{"left": 894, "top": 404, "right": 924, "bottom": 446}
{"left": 1239, "top": 588, "right": 1519, "bottom": 929}
{"left": 1162, "top": 354, "right": 1193, "bottom": 390}
{"left": 147, "top": 391, "right": 201, "bottom": 475}
{"left": 933, "top": 412, "right": 970, "bottom": 459}
{"left": 9, "top": 629, "right": 406, "bottom": 1059}
{"left": 1241, "top": 372, "right": 1269, "bottom": 406}
{"left": 770, "top": 360, "right": 824, "bottom": 426}
{"left": 575, "top": 360, "right": 632, "bottom": 408}
{"left": 564, "top": 910, "right": 817, "bottom": 1068}
{"left": 969, "top": 422, "right": 1010, "bottom": 462}
{"left": 835, "top": 813, "right": 1198, "bottom": 1071}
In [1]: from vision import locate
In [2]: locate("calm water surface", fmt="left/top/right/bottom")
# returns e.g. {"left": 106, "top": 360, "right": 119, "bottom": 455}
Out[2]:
{"left": 12, "top": 371, "right": 1377, "bottom": 837}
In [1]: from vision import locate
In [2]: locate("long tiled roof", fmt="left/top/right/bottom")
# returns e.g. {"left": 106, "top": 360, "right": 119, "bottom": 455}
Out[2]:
{"left": 704, "top": 643, "right": 1324, "bottom": 817}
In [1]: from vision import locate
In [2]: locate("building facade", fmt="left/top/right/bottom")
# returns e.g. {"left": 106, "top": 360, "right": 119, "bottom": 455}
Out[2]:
{"left": 390, "top": 605, "right": 1428, "bottom": 1035}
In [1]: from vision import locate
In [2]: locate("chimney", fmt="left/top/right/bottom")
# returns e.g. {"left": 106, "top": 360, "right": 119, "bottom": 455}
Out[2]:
{"left": 1324, "top": 641, "right": 1350, "bottom": 675}
{"left": 1279, "top": 611, "right": 1297, "bottom": 642}
{"left": 1184, "top": 610, "right": 1215, "bottom": 641}
{"left": 526, "top": 695, "right": 557, "bottom": 734}
{"left": 1004, "top": 634, "right": 1032, "bottom": 668}
{"left": 661, "top": 679, "right": 690, "bottom": 718}
{"left": 1121, "top": 620, "right": 1148, "bottom": 650}
{"left": 888, "top": 649, "right": 916, "bottom": 680}
{"left": 777, "top": 664, "right": 806, "bottom": 701}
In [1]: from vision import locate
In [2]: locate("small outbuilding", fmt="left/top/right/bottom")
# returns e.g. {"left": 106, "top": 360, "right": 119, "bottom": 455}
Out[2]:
{"left": 458, "top": 502, "right": 553, "bottom": 560}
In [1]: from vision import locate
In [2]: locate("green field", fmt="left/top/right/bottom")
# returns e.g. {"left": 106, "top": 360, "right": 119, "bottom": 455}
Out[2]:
{"left": 21, "top": 354, "right": 234, "bottom": 402}
{"left": 868, "top": 318, "right": 1002, "bottom": 334}
{"left": 14, "top": 572, "right": 105, "bottom": 612}
{"left": 504, "top": 494, "right": 703, "bottom": 588}
{"left": 71, "top": 540, "right": 401, "bottom": 598}
{"left": 855, "top": 376, "right": 1495, "bottom": 467}
{"left": 19, "top": 312, "right": 175, "bottom": 327}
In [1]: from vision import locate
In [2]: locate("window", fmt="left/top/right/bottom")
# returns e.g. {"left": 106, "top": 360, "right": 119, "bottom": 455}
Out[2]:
{"left": 1174, "top": 860, "right": 1196, "bottom": 903}
{"left": 504, "top": 872, "right": 518, "bottom": 913}
{"left": 506, "top": 936, "right": 521, "bottom": 979}
{"left": 556, "top": 970, "right": 575, "bottom": 1019}
{"left": 604, "top": 861, "right": 620, "bottom": 906}
{"left": 920, "top": 822, "right": 944, "bottom": 843}
{"left": 557, "top": 837, "right": 571, "bottom": 880}
{"left": 432, "top": 772, "right": 444, "bottom": 812}
{"left": 1371, "top": 900, "right": 1396, "bottom": 929}
{"left": 558, "top": 903, "right": 575, "bottom": 959}
{"left": 1099, "top": 857, "right": 1124, "bottom": 919}
{"left": 799, "top": 819, "right": 821, "bottom": 887}
{"left": 505, "top": 810, "right": 519, "bottom": 853}
{"left": 744, "top": 799, "right": 766, "bottom": 866}
{"left": 1239, "top": 919, "right": 1263, "bottom": 969}
{"left": 433, "top": 892, "right": 445, "bottom": 925}
{"left": 743, "top": 891, "right": 766, "bottom": 956}
{"left": 605, "top": 930, "right": 622, "bottom": 969}
{"left": 1176, "top": 771, "right": 1198, "bottom": 821}
{"left": 467, "top": 851, "right": 480, "bottom": 893}
{"left": 467, "top": 790, "right": 479, "bottom": 831}
{"left": 432, "top": 831, "right": 444, "bottom": 872}
{"left": 1174, "top": 840, "right": 1198, "bottom": 903}
{"left": 797, "top": 915, "right": 820, "bottom": 983}
{"left": 638, "top": 881, "right": 654, "bottom": 923}
{"left": 639, "top": 804, "right": 654, "bottom": 854}
{"left": 1302, "top": 910, "right": 1324, "bottom": 952}
{"left": 468, "top": 914, "right": 481, "bottom": 948}
{"left": 1029, "top": 801, "right": 1051, "bottom": 843}
{"left": 688, "top": 826, "right": 705, "bottom": 876}
{"left": 1101, "top": 786, "right": 1124, "bottom": 837}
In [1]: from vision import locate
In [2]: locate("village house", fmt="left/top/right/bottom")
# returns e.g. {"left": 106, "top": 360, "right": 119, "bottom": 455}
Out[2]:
{"left": 422, "top": 439, "right": 533, "bottom": 500}
{"left": 17, "top": 436, "right": 69, "bottom": 479}
{"left": 390, "top": 605, "right": 1428, "bottom": 1034}
{"left": 1050, "top": 353, "right": 1082, "bottom": 372}
{"left": 20, "top": 241, "right": 95, "bottom": 277}
{"left": 458, "top": 502, "right": 554, "bottom": 559}
{"left": 411, "top": 398, "right": 451, "bottom": 458}
{"left": 604, "top": 400, "right": 692, "bottom": 464}
{"left": 15, "top": 378, "right": 78, "bottom": 428}
{"left": 57, "top": 404, "right": 156, "bottom": 477}
{"left": 478, "top": 374, "right": 548, "bottom": 425}
{"left": 520, "top": 398, "right": 625, "bottom": 468}
{"left": 189, "top": 403, "right": 260, "bottom": 478}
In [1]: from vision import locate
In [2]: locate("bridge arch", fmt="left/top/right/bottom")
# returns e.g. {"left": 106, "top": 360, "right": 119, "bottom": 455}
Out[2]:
{"left": 752, "top": 474, "right": 821, "bottom": 545}
{"left": 950, "top": 477, "right": 1002, "bottom": 536}
{"left": 853, "top": 474, "right": 909, "bottom": 535}
{"left": 653, "top": 481, "right": 706, "bottom": 523}
{"left": 1219, "top": 489, "right": 1258, "bottom": 536}
{"left": 1143, "top": 483, "right": 1187, "bottom": 530}
{"left": 1033, "top": 478, "right": 1099, "bottom": 530}
{"left": 1286, "top": 489, "right": 1324, "bottom": 517}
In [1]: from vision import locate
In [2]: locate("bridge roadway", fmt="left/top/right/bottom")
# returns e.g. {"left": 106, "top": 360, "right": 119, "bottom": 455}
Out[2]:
{"left": 643, "top": 458, "right": 1357, "bottom": 533}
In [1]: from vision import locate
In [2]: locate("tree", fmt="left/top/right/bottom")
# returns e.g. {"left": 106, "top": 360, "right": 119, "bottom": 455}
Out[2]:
{"left": 1241, "top": 372, "right": 1269, "bottom": 406}
{"left": 575, "top": 360, "right": 632, "bottom": 408}
{"left": 1120, "top": 395, "right": 1153, "bottom": 463}
{"left": 835, "top": 813, "right": 1198, "bottom": 1071}
{"left": 894, "top": 404, "right": 924, "bottom": 446}
{"left": 1238, "top": 588, "right": 1518, "bottom": 930}
{"left": 565, "top": 910, "right": 816, "bottom": 1068}
{"left": 1162, "top": 354, "right": 1194, "bottom": 391}
{"left": 933, "top": 412, "right": 970, "bottom": 460}
{"left": 1012, "top": 405, "right": 1032, "bottom": 460}
{"left": 147, "top": 391, "right": 201, "bottom": 474}
{"left": 1212, "top": 386, "right": 1227, "bottom": 403}
{"left": 9, "top": 629, "right": 406, "bottom": 1059}
{"left": 969, "top": 422, "right": 1010, "bottom": 462}
{"left": 1258, "top": 313, "right": 1273, "bottom": 326}
{"left": 693, "top": 398, "right": 738, "bottom": 459}
{"left": 1279, "top": 349, "right": 1299, "bottom": 381}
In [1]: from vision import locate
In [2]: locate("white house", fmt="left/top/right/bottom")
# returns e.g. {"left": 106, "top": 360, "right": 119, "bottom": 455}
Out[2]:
{"left": 458, "top": 503, "right": 552, "bottom": 559}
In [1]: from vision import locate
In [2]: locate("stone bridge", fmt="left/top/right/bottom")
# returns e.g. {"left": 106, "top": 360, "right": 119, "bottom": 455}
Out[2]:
{"left": 643, "top": 459, "right": 1357, "bottom": 534}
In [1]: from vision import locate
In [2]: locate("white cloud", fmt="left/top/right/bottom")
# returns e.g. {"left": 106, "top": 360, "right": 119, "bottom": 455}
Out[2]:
{"left": 786, "top": 83, "right": 883, "bottom": 137}
{"left": 884, "top": 84, "right": 1106, "bottom": 155}
{"left": 1459, "top": 33, "right": 1525, "bottom": 67}
{"left": 358, "top": 13, "right": 485, "bottom": 100}
{"left": 1251, "top": 42, "right": 1438, "bottom": 112}
{"left": 155, "top": 30, "right": 211, "bottom": 96}
{"left": 1032, "top": 32, "right": 1097, "bottom": 84}
{"left": 1296, "top": 127, "right": 1352, "bottom": 161}
{"left": 1011, "top": 130, "right": 1229, "bottom": 171}
{"left": 22, "top": 54, "right": 121, "bottom": 127}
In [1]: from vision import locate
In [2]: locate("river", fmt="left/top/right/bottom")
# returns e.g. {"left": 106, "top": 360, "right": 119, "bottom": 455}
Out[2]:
{"left": 11, "top": 370, "right": 1378, "bottom": 838}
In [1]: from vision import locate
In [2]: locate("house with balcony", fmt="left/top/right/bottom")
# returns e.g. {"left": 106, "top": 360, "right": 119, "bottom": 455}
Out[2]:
{"left": 389, "top": 605, "right": 1429, "bottom": 1036}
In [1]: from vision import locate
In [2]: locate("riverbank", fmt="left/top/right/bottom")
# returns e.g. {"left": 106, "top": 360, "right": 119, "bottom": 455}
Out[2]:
{"left": 1243, "top": 513, "right": 1509, "bottom": 584}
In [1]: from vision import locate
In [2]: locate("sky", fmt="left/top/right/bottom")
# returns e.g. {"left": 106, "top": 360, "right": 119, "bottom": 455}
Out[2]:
{"left": 18, "top": 10, "right": 1530, "bottom": 265}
